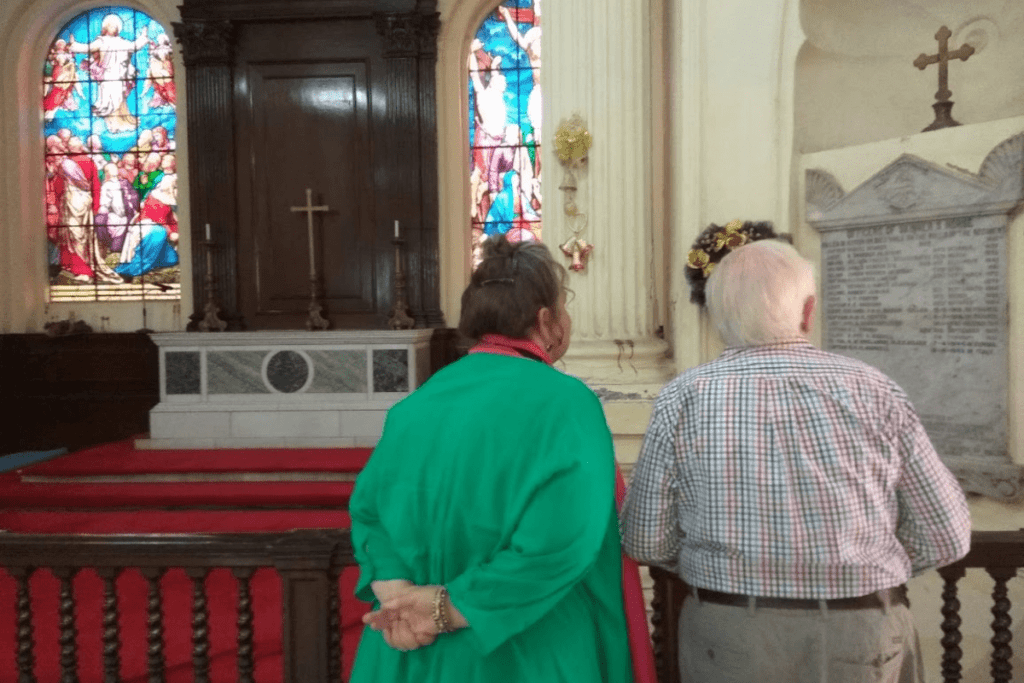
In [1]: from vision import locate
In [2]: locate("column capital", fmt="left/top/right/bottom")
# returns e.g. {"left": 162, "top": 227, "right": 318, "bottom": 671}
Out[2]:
{"left": 172, "top": 20, "right": 235, "bottom": 67}
{"left": 374, "top": 12, "right": 440, "bottom": 58}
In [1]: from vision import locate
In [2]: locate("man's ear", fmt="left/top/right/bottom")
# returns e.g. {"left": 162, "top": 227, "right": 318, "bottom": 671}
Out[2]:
{"left": 800, "top": 295, "right": 816, "bottom": 334}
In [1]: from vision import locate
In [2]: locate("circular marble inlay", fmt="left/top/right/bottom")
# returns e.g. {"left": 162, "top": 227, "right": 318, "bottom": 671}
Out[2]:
{"left": 266, "top": 350, "right": 310, "bottom": 393}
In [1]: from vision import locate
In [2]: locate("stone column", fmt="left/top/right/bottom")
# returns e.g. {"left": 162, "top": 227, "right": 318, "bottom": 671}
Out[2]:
{"left": 545, "top": 0, "right": 674, "bottom": 468}
{"left": 668, "top": 0, "right": 804, "bottom": 369}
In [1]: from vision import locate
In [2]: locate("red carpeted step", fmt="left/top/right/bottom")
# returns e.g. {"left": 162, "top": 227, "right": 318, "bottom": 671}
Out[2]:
{"left": 15, "top": 438, "right": 373, "bottom": 476}
{"left": 0, "top": 509, "right": 351, "bottom": 533}
{"left": 0, "top": 480, "right": 355, "bottom": 509}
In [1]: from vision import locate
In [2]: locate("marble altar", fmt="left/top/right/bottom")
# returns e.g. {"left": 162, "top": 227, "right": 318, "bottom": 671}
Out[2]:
{"left": 138, "top": 330, "right": 434, "bottom": 449}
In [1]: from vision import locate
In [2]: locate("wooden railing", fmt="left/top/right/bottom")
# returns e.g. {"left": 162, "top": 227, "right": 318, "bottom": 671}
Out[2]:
{"left": 648, "top": 530, "right": 1024, "bottom": 683}
{"left": 4, "top": 529, "right": 1020, "bottom": 682}
{"left": 936, "top": 530, "right": 1024, "bottom": 683}
{"left": 0, "top": 529, "right": 355, "bottom": 683}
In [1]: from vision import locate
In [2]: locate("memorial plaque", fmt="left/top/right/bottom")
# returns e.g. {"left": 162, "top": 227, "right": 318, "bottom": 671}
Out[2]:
{"left": 821, "top": 216, "right": 1007, "bottom": 461}
{"left": 808, "top": 134, "right": 1024, "bottom": 500}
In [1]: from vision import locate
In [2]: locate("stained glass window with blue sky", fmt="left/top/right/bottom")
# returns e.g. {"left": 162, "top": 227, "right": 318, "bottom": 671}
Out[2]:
{"left": 468, "top": 0, "right": 541, "bottom": 263}
{"left": 43, "top": 7, "right": 180, "bottom": 302}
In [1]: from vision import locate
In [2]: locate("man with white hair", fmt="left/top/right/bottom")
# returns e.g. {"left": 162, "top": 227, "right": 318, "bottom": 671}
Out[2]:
{"left": 621, "top": 223, "right": 971, "bottom": 683}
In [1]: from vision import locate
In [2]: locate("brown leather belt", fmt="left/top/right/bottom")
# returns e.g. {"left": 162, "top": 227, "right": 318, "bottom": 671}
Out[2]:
{"left": 693, "top": 585, "right": 909, "bottom": 611}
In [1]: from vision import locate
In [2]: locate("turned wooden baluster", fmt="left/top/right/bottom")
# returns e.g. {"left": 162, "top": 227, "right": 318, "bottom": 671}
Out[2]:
{"left": 52, "top": 567, "right": 80, "bottom": 683}
{"left": 10, "top": 566, "right": 37, "bottom": 683}
{"left": 139, "top": 567, "right": 166, "bottom": 683}
{"left": 650, "top": 577, "right": 668, "bottom": 683}
{"left": 185, "top": 568, "right": 211, "bottom": 683}
{"left": 938, "top": 565, "right": 966, "bottom": 683}
{"left": 232, "top": 568, "right": 255, "bottom": 683}
{"left": 987, "top": 567, "right": 1016, "bottom": 683}
{"left": 649, "top": 567, "right": 686, "bottom": 683}
{"left": 95, "top": 567, "right": 123, "bottom": 683}
{"left": 328, "top": 565, "right": 342, "bottom": 683}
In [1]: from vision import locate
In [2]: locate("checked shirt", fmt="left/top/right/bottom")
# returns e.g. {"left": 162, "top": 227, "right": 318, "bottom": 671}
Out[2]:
{"left": 621, "top": 341, "right": 971, "bottom": 599}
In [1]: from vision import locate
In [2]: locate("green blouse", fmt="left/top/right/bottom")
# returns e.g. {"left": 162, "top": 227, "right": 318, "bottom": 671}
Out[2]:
{"left": 350, "top": 352, "right": 633, "bottom": 682}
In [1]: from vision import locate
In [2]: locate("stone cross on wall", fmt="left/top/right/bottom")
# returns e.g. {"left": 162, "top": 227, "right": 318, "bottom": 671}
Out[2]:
{"left": 914, "top": 25, "right": 974, "bottom": 132}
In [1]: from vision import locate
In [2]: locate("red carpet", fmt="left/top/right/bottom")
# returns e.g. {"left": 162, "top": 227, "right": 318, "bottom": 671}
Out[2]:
{"left": 0, "top": 439, "right": 374, "bottom": 682}
{"left": 19, "top": 438, "right": 373, "bottom": 476}
{"left": 0, "top": 479, "right": 358, "bottom": 509}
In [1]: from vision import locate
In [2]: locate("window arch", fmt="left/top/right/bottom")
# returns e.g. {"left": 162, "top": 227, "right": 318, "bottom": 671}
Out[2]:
{"left": 43, "top": 6, "right": 180, "bottom": 302}
{"left": 468, "top": 0, "right": 541, "bottom": 264}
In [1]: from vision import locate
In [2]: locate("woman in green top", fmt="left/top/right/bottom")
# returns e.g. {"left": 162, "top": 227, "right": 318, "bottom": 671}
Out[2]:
{"left": 349, "top": 235, "right": 634, "bottom": 682}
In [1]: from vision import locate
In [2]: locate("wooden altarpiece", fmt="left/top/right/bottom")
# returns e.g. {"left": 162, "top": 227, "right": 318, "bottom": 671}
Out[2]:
{"left": 174, "top": 0, "right": 443, "bottom": 330}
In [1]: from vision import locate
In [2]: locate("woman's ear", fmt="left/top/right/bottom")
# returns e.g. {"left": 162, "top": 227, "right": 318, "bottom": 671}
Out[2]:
{"left": 531, "top": 306, "right": 556, "bottom": 350}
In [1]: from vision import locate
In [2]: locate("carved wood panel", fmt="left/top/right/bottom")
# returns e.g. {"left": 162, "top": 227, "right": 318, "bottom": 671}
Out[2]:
{"left": 237, "top": 54, "right": 378, "bottom": 327}
{"left": 175, "top": 1, "right": 441, "bottom": 331}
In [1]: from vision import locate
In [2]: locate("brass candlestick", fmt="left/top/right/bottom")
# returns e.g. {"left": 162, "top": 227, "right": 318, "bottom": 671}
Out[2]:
{"left": 388, "top": 237, "right": 415, "bottom": 330}
{"left": 198, "top": 239, "right": 227, "bottom": 332}
{"left": 306, "top": 276, "right": 330, "bottom": 330}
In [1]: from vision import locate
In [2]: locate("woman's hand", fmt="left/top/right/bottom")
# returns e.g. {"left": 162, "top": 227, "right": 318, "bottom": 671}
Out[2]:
{"left": 365, "top": 608, "right": 436, "bottom": 651}
{"left": 380, "top": 585, "right": 470, "bottom": 634}
{"left": 362, "top": 584, "right": 469, "bottom": 652}
{"left": 373, "top": 585, "right": 439, "bottom": 638}
{"left": 369, "top": 579, "right": 413, "bottom": 605}
{"left": 365, "top": 581, "right": 438, "bottom": 652}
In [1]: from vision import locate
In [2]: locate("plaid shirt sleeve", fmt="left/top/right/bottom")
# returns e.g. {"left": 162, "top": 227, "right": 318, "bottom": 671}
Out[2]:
{"left": 892, "top": 396, "right": 972, "bottom": 575}
{"left": 620, "top": 385, "right": 682, "bottom": 570}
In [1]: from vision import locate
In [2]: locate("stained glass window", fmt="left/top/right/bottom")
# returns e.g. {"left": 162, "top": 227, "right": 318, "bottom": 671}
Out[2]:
{"left": 43, "top": 7, "right": 180, "bottom": 302}
{"left": 468, "top": 0, "right": 541, "bottom": 263}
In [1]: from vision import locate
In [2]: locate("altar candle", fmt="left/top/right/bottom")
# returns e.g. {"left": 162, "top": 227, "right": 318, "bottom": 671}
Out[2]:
{"left": 205, "top": 223, "right": 211, "bottom": 241}
{"left": 394, "top": 220, "right": 400, "bottom": 239}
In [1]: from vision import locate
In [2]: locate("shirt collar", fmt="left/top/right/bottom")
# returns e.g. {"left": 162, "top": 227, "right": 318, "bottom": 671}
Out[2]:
{"left": 721, "top": 339, "right": 815, "bottom": 355}
{"left": 468, "top": 333, "right": 553, "bottom": 365}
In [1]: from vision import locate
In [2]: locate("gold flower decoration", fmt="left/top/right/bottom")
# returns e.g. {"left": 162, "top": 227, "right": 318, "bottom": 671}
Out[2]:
{"left": 714, "top": 220, "right": 748, "bottom": 251}
{"left": 687, "top": 249, "right": 710, "bottom": 271}
{"left": 554, "top": 114, "right": 593, "bottom": 166}
{"left": 703, "top": 262, "right": 716, "bottom": 278}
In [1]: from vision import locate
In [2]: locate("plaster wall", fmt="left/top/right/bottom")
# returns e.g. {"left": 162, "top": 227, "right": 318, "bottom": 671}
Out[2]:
{"left": 796, "top": 0, "right": 1024, "bottom": 153}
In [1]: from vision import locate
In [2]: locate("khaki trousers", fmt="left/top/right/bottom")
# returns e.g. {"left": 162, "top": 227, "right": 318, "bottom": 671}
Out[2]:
{"left": 679, "top": 594, "right": 924, "bottom": 683}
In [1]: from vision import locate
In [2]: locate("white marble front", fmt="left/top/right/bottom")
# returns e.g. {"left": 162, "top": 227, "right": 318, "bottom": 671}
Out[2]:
{"left": 138, "top": 330, "right": 434, "bottom": 449}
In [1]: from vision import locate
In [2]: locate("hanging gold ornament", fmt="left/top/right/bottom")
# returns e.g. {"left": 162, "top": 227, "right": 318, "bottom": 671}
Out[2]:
{"left": 554, "top": 114, "right": 593, "bottom": 168}
{"left": 554, "top": 114, "right": 595, "bottom": 271}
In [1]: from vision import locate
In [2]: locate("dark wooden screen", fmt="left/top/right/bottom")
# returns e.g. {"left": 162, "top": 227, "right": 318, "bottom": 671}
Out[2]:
{"left": 0, "top": 333, "right": 159, "bottom": 454}
{"left": 174, "top": 0, "right": 442, "bottom": 331}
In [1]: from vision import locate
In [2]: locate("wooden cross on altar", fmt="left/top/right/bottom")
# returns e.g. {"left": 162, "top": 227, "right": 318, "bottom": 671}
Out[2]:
{"left": 291, "top": 188, "right": 330, "bottom": 281}
{"left": 290, "top": 188, "right": 331, "bottom": 330}
{"left": 914, "top": 25, "right": 974, "bottom": 132}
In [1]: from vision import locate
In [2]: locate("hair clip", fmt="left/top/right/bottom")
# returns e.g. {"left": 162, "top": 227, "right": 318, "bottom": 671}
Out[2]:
{"left": 480, "top": 278, "right": 515, "bottom": 286}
